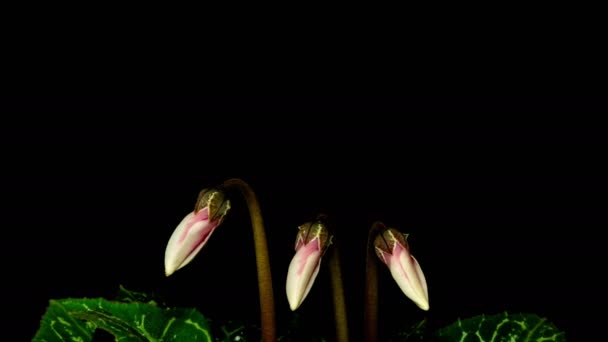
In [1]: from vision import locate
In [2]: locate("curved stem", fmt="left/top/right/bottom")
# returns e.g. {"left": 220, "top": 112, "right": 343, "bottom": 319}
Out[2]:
{"left": 223, "top": 178, "right": 276, "bottom": 342}
{"left": 328, "top": 243, "right": 349, "bottom": 342}
{"left": 364, "top": 221, "right": 386, "bottom": 342}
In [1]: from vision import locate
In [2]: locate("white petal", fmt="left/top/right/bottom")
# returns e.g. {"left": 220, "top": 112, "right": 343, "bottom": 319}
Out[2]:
{"left": 176, "top": 220, "right": 216, "bottom": 270}
{"left": 390, "top": 248, "right": 429, "bottom": 310}
{"left": 411, "top": 255, "right": 429, "bottom": 306}
{"left": 164, "top": 209, "right": 217, "bottom": 276}
{"left": 286, "top": 242, "right": 322, "bottom": 311}
{"left": 165, "top": 212, "right": 196, "bottom": 276}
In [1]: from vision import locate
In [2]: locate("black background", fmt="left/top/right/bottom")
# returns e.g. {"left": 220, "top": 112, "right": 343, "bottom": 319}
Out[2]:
{"left": 3, "top": 96, "right": 605, "bottom": 341}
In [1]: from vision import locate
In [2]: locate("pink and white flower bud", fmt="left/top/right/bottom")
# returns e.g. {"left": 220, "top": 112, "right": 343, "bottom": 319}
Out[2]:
{"left": 164, "top": 189, "right": 230, "bottom": 276}
{"left": 375, "top": 228, "right": 429, "bottom": 311}
{"left": 285, "top": 220, "right": 332, "bottom": 311}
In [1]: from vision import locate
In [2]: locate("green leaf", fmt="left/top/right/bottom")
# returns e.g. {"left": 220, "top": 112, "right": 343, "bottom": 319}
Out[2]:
{"left": 435, "top": 312, "right": 566, "bottom": 342}
{"left": 33, "top": 298, "right": 212, "bottom": 342}
{"left": 32, "top": 300, "right": 96, "bottom": 342}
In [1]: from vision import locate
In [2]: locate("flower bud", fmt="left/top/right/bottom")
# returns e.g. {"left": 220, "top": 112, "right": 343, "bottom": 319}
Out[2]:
{"left": 164, "top": 188, "right": 231, "bottom": 276}
{"left": 375, "top": 228, "right": 429, "bottom": 310}
{"left": 285, "top": 219, "right": 332, "bottom": 311}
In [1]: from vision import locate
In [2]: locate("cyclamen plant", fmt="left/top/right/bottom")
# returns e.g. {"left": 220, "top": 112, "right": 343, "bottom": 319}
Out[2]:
{"left": 33, "top": 178, "right": 567, "bottom": 342}
{"left": 163, "top": 178, "right": 277, "bottom": 342}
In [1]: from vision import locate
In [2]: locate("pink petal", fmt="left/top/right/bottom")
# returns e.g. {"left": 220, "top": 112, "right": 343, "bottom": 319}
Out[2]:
{"left": 179, "top": 208, "right": 210, "bottom": 242}
{"left": 286, "top": 239, "right": 322, "bottom": 310}
{"left": 164, "top": 208, "right": 218, "bottom": 276}
{"left": 390, "top": 243, "right": 429, "bottom": 310}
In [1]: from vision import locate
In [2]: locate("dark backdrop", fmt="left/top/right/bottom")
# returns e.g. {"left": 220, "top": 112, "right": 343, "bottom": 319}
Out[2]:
{"left": 3, "top": 96, "right": 605, "bottom": 341}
